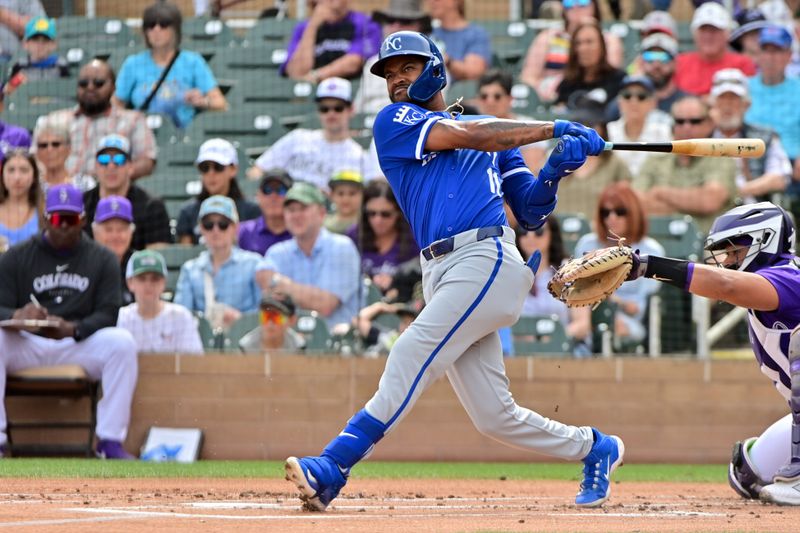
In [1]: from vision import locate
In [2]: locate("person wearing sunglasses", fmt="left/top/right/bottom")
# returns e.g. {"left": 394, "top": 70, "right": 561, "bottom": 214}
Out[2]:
{"left": 0, "top": 183, "right": 139, "bottom": 460}
{"left": 607, "top": 75, "right": 672, "bottom": 176}
{"left": 238, "top": 168, "right": 293, "bottom": 255}
{"left": 114, "top": 1, "right": 227, "bottom": 129}
{"left": 574, "top": 182, "right": 664, "bottom": 348}
{"left": 42, "top": 59, "right": 156, "bottom": 181}
{"left": 637, "top": 33, "right": 688, "bottom": 114}
{"left": 91, "top": 196, "right": 136, "bottom": 306}
{"left": 0, "top": 149, "right": 41, "bottom": 248}
{"left": 33, "top": 116, "right": 96, "bottom": 193}
{"left": 239, "top": 295, "right": 305, "bottom": 353}
{"left": 635, "top": 96, "right": 737, "bottom": 234}
{"left": 83, "top": 134, "right": 171, "bottom": 250}
{"left": 256, "top": 182, "right": 361, "bottom": 330}
{"left": 325, "top": 169, "right": 364, "bottom": 234}
{"left": 118, "top": 249, "right": 203, "bottom": 354}
{"left": 174, "top": 195, "right": 263, "bottom": 330}
{"left": 248, "top": 77, "right": 366, "bottom": 193}
{"left": 177, "top": 138, "right": 260, "bottom": 245}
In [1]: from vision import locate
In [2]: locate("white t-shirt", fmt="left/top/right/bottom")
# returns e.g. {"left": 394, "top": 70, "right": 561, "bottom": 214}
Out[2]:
{"left": 254, "top": 129, "right": 366, "bottom": 192}
{"left": 117, "top": 302, "right": 204, "bottom": 354}
{"left": 607, "top": 111, "right": 673, "bottom": 176}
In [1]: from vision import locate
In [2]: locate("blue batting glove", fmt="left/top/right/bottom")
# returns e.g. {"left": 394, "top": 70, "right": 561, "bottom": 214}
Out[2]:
{"left": 553, "top": 119, "right": 605, "bottom": 156}
{"left": 540, "top": 135, "right": 589, "bottom": 181}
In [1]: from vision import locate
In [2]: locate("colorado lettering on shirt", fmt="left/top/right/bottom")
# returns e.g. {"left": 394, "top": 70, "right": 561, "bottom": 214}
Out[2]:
{"left": 33, "top": 272, "right": 90, "bottom": 293}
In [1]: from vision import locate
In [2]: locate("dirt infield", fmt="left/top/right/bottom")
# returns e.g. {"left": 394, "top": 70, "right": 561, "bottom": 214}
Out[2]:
{"left": 0, "top": 477, "right": 796, "bottom": 532}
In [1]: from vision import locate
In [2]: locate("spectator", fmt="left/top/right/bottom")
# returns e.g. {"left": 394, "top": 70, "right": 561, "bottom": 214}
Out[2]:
{"left": 238, "top": 168, "right": 293, "bottom": 256}
{"left": 639, "top": 10, "right": 677, "bottom": 40}
{"left": 174, "top": 196, "right": 262, "bottom": 329}
{"left": 114, "top": 1, "right": 227, "bottom": 129}
{"left": 33, "top": 116, "right": 95, "bottom": 193}
{"left": 515, "top": 217, "right": 591, "bottom": 357}
{"left": 177, "top": 138, "right": 260, "bottom": 245}
{"left": 0, "top": 0, "right": 45, "bottom": 61}
{"left": 634, "top": 96, "right": 737, "bottom": 234}
{"left": 356, "top": 300, "right": 418, "bottom": 356}
{"left": 248, "top": 77, "right": 366, "bottom": 192}
{"left": 0, "top": 107, "right": 30, "bottom": 162}
{"left": 118, "top": 249, "right": 203, "bottom": 354}
{"left": 0, "top": 184, "right": 138, "bottom": 459}
{"left": 638, "top": 33, "right": 687, "bottom": 114}
{"left": 349, "top": 180, "right": 419, "bottom": 295}
{"left": 574, "top": 183, "right": 664, "bottom": 346}
{"left": 91, "top": 196, "right": 136, "bottom": 306}
{"left": 429, "top": 0, "right": 491, "bottom": 81}
{"left": 673, "top": 2, "right": 756, "bottom": 96}
{"left": 729, "top": 8, "right": 770, "bottom": 62}
{"left": 281, "top": 0, "right": 381, "bottom": 82}
{"left": 239, "top": 295, "right": 305, "bottom": 353}
{"left": 746, "top": 26, "right": 800, "bottom": 181}
{"left": 0, "top": 149, "right": 40, "bottom": 248}
{"left": 44, "top": 60, "right": 157, "bottom": 180}
{"left": 83, "top": 134, "right": 171, "bottom": 249}
{"left": 325, "top": 169, "right": 363, "bottom": 234}
{"left": 710, "top": 68, "right": 790, "bottom": 204}
{"left": 257, "top": 182, "right": 361, "bottom": 329}
{"left": 3, "top": 17, "right": 69, "bottom": 97}
{"left": 607, "top": 75, "right": 672, "bottom": 176}
{"left": 520, "top": 0, "right": 623, "bottom": 103}
{"left": 354, "top": 0, "right": 431, "bottom": 114}
{"left": 554, "top": 20, "right": 626, "bottom": 108}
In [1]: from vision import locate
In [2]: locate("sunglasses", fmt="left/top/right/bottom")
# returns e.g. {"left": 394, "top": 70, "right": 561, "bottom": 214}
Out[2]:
{"left": 479, "top": 92, "right": 506, "bottom": 101}
{"left": 201, "top": 218, "right": 232, "bottom": 231}
{"left": 261, "top": 183, "right": 288, "bottom": 196}
{"left": 642, "top": 50, "right": 673, "bottom": 64}
{"left": 674, "top": 117, "right": 707, "bottom": 126}
{"left": 366, "top": 209, "right": 395, "bottom": 219}
{"left": 563, "top": 0, "right": 592, "bottom": 8}
{"left": 620, "top": 91, "right": 650, "bottom": 101}
{"left": 260, "top": 309, "right": 287, "bottom": 325}
{"left": 318, "top": 104, "right": 346, "bottom": 114}
{"left": 47, "top": 212, "right": 81, "bottom": 227}
{"left": 37, "top": 141, "right": 64, "bottom": 150}
{"left": 78, "top": 78, "right": 107, "bottom": 89}
{"left": 600, "top": 207, "right": 628, "bottom": 218}
{"left": 198, "top": 161, "right": 226, "bottom": 174}
{"left": 143, "top": 19, "right": 173, "bottom": 30}
{"left": 97, "top": 153, "right": 128, "bottom": 166}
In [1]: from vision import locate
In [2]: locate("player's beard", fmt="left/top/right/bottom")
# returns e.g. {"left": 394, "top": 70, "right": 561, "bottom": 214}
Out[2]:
{"left": 390, "top": 85, "right": 410, "bottom": 104}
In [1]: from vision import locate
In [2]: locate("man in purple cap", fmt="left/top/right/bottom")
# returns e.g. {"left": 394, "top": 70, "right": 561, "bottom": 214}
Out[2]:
{"left": 93, "top": 195, "right": 136, "bottom": 306}
{"left": 0, "top": 184, "right": 138, "bottom": 459}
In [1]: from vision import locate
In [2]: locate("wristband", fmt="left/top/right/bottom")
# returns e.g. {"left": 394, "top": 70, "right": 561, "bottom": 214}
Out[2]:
{"left": 644, "top": 255, "right": 691, "bottom": 290}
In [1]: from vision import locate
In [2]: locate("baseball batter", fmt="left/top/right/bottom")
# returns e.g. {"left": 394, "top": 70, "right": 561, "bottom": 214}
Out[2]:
{"left": 624, "top": 201, "right": 800, "bottom": 505}
{"left": 284, "top": 31, "right": 624, "bottom": 511}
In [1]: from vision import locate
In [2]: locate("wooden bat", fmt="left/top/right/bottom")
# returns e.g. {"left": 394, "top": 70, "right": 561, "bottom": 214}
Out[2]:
{"left": 603, "top": 138, "right": 766, "bottom": 158}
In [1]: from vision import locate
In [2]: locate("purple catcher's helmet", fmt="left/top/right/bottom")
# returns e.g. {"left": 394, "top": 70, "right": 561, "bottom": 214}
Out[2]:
{"left": 705, "top": 201, "right": 795, "bottom": 272}
{"left": 370, "top": 30, "right": 447, "bottom": 103}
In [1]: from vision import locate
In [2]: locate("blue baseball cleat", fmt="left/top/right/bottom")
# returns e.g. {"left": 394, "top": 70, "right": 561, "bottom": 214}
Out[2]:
{"left": 284, "top": 455, "right": 348, "bottom": 511}
{"left": 575, "top": 429, "right": 625, "bottom": 507}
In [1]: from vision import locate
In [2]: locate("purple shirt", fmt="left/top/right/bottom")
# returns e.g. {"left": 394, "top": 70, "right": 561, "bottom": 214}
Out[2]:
{"left": 0, "top": 120, "right": 31, "bottom": 160}
{"left": 281, "top": 11, "right": 381, "bottom": 77}
{"left": 238, "top": 216, "right": 291, "bottom": 256}
{"left": 347, "top": 226, "right": 420, "bottom": 277}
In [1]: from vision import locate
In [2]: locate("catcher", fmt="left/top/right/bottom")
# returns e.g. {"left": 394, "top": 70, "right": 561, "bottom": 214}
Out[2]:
{"left": 555, "top": 201, "right": 800, "bottom": 505}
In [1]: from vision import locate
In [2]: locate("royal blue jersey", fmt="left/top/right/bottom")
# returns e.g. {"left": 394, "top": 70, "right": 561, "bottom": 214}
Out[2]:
{"left": 373, "top": 102, "right": 548, "bottom": 249}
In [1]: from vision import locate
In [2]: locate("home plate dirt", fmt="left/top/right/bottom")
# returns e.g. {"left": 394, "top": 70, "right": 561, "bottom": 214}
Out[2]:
{"left": 0, "top": 478, "right": 796, "bottom": 532}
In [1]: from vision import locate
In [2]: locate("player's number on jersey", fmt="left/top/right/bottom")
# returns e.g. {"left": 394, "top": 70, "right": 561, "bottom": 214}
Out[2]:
{"left": 487, "top": 168, "right": 502, "bottom": 197}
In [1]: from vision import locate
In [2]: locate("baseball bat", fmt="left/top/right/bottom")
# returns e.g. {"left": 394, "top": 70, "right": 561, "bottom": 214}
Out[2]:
{"left": 603, "top": 138, "right": 766, "bottom": 158}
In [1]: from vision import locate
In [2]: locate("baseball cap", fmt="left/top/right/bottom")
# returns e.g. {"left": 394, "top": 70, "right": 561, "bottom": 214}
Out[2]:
{"left": 198, "top": 195, "right": 239, "bottom": 223}
{"left": 46, "top": 184, "right": 83, "bottom": 214}
{"left": 641, "top": 10, "right": 677, "bottom": 37}
{"left": 315, "top": 77, "right": 352, "bottom": 103}
{"left": 24, "top": 17, "right": 56, "bottom": 40}
{"left": 641, "top": 33, "right": 678, "bottom": 57}
{"left": 260, "top": 295, "right": 296, "bottom": 317}
{"left": 95, "top": 195, "right": 133, "bottom": 223}
{"left": 126, "top": 249, "right": 168, "bottom": 278}
{"left": 759, "top": 25, "right": 792, "bottom": 49}
{"left": 96, "top": 134, "right": 131, "bottom": 156}
{"left": 730, "top": 9, "right": 769, "bottom": 50}
{"left": 710, "top": 68, "right": 749, "bottom": 99}
{"left": 620, "top": 75, "right": 655, "bottom": 93}
{"left": 195, "top": 138, "right": 238, "bottom": 166}
{"left": 691, "top": 2, "right": 732, "bottom": 32}
{"left": 260, "top": 168, "right": 293, "bottom": 189}
{"left": 284, "top": 182, "right": 326, "bottom": 206}
{"left": 329, "top": 169, "right": 364, "bottom": 189}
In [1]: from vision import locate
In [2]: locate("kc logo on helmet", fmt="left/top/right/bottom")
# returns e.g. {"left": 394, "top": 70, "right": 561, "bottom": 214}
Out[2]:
{"left": 385, "top": 37, "right": 403, "bottom": 51}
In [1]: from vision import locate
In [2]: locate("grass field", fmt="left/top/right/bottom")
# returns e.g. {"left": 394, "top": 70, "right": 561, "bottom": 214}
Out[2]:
{"left": 0, "top": 459, "right": 727, "bottom": 483}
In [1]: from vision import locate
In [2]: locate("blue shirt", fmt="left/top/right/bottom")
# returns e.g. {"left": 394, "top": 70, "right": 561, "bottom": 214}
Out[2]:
{"left": 0, "top": 213, "right": 38, "bottom": 247}
{"left": 116, "top": 50, "right": 218, "bottom": 129}
{"left": 373, "top": 103, "right": 551, "bottom": 248}
{"left": 174, "top": 247, "right": 262, "bottom": 313}
{"left": 746, "top": 74, "right": 800, "bottom": 159}
{"left": 258, "top": 229, "right": 360, "bottom": 329}
{"left": 433, "top": 24, "right": 492, "bottom": 65}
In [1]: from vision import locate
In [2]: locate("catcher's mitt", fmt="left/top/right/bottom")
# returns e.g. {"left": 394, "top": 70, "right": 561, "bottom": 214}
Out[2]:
{"left": 547, "top": 242, "right": 634, "bottom": 308}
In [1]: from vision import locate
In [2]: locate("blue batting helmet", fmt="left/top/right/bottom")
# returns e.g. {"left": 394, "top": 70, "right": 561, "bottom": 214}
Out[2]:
{"left": 370, "top": 31, "right": 447, "bottom": 103}
{"left": 704, "top": 202, "right": 795, "bottom": 272}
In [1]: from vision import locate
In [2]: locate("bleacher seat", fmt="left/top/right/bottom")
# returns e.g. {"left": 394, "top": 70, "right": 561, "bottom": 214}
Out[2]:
{"left": 161, "top": 244, "right": 204, "bottom": 298}
{"left": 143, "top": 170, "right": 200, "bottom": 202}
{"left": 648, "top": 215, "right": 703, "bottom": 261}
{"left": 5, "top": 79, "right": 77, "bottom": 130}
{"left": 225, "top": 312, "right": 260, "bottom": 352}
{"left": 480, "top": 20, "right": 536, "bottom": 69}
{"left": 227, "top": 74, "right": 316, "bottom": 106}
{"left": 146, "top": 113, "right": 182, "bottom": 145}
{"left": 56, "top": 17, "right": 135, "bottom": 49}
{"left": 511, "top": 315, "right": 571, "bottom": 355}
{"left": 211, "top": 45, "right": 288, "bottom": 79}
{"left": 556, "top": 212, "right": 592, "bottom": 256}
{"left": 185, "top": 111, "right": 288, "bottom": 151}
{"left": 182, "top": 17, "right": 237, "bottom": 48}
{"left": 294, "top": 311, "right": 332, "bottom": 352}
{"left": 242, "top": 18, "right": 297, "bottom": 46}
